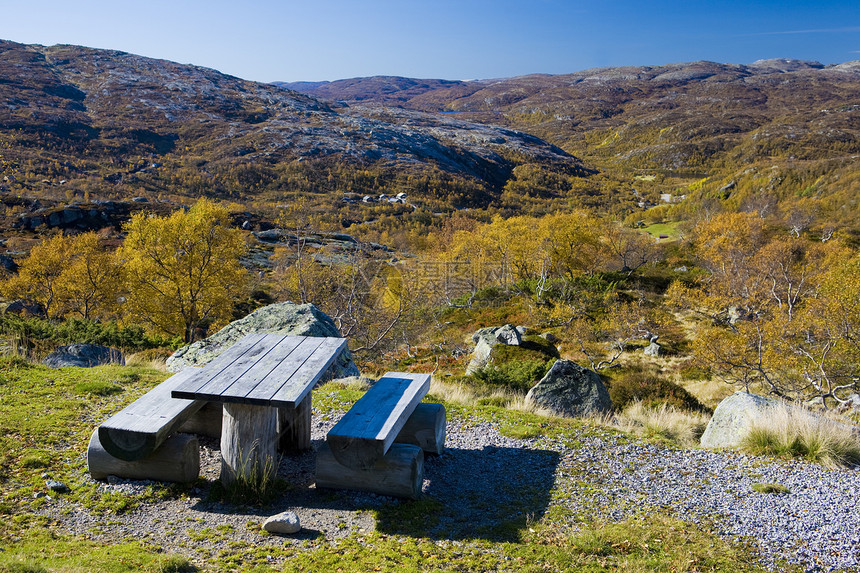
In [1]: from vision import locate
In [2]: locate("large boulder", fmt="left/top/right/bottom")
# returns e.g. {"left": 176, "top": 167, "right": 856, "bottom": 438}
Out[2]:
{"left": 524, "top": 359, "right": 612, "bottom": 418}
{"left": 43, "top": 343, "right": 124, "bottom": 368}
{"left": 166, "top": 302, "right": 360, "bottom": 377}
{"left": 465, "top": 324, "right": 522, "bottom": 374}
{"left": 700, "top": 391, "right": 778, "bottom": 449}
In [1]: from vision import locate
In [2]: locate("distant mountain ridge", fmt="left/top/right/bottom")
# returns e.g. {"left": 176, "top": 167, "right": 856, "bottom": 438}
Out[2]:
{"left": 0, "top": 39, "right": 583, "bottom": 215}
{"left": 1, "top": 39, "right": 859, "bottom": 238}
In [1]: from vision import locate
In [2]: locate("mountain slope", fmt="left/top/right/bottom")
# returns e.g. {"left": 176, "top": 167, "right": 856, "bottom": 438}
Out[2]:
{"left": 281, "top": 60, "right": 860, "bottom": 233}
{"left": 0, "top": 40, "right": 585, "bottom": 217}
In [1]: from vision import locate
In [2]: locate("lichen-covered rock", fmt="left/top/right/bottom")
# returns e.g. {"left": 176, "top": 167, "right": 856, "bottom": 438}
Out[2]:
{"left": 43, "top": 343, "right": 124, "bottom": 368}
{"left": 166, "top": 302, "right": 359, "bottom": 377}
{"left": 465, "top": 324, "right": 522, "bottom": 374}
{"left": 700, "top": 391, "right": 778, "bottom": 449}
{"left": 524, "top": 359, "right": 612, "bottom": 418}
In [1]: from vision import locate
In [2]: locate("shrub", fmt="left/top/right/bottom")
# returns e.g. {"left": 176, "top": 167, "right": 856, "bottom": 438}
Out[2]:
{"left": 0, "top": 315, "right": 181, "bottom": 355}
{"left": 678, "top": 364, "right": 711, "bottom": 381}
{"left": 471, "top": 336, "right": 559, "bottom": 393}
{"left": 608, "top": 372, "right": 709, "bottom": 413}
{"left": 472, "top": 358, "right": 554, "bottom": 393}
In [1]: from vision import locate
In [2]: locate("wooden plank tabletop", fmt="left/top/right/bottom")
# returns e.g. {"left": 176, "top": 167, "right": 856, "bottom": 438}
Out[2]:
{"left": 171, "top": 333, "right": 347, "bottom": 407}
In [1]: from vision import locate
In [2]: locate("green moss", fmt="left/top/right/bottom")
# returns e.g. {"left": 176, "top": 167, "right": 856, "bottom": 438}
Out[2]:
{"left": 471, "top": 336, "right": 559, "bottom": 392}
{"left": 74, "top": 380, "right": 124, "bottom": 396}
{"left": 18, "top": 449, "right": 53, "bottom": 469}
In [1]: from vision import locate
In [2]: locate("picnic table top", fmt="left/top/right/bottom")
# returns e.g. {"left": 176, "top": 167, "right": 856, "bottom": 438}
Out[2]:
{"left": 171, "top": 333, "right": 347, "bottom": 408}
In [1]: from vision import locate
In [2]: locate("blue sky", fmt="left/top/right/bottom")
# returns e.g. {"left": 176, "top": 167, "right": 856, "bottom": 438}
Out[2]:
{"left": 2, "top": 0, "right": 859, "bottom": 82}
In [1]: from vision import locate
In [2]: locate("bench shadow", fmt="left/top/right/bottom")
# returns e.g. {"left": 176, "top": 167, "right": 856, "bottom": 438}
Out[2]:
{"left": 375, "top": 445, "right": 561, "bottom": 542}
{"left": 187, "top": 440, "right": 559, "bottom": 543}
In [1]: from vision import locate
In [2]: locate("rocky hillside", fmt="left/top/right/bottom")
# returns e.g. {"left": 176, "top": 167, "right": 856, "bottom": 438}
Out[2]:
{"left": 0, "top": 40, "right": 585, "bottom": 221}
{"left": 278, "top": 60, "right": 860, "bottom": 171}
{"left": 281, "top": 60, "right": 860, "bottom": 234}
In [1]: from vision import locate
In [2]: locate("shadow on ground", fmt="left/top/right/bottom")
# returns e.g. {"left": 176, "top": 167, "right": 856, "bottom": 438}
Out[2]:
{"left": 186, "top": 439, "right": 559, "bottom": 544}
{"left": 376, "top": 445, "right": 560, "bottom": 542}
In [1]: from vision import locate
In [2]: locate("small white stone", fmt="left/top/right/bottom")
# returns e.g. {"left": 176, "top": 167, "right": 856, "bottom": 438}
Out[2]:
{"left": 262, "top": 511, "right": 301, "bottom": 535}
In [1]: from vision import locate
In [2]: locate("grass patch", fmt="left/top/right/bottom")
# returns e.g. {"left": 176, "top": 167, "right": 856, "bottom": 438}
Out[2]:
{"left": 0, "top": 526, "right": 198, "bottom": 573}
{"left": 740, "top": 401, "right": 860, "bottom": 468}
{"left": 210, "top": 456, "right": 284, "bottom": 507}
{"left": 74, "top": 379, "right": 124, "bottom": 396}
{"left": 642, "top": 221, "right": 682, "bottom": 241}
{"left": 752, "top": 482, "right": 790, "bottom": 495}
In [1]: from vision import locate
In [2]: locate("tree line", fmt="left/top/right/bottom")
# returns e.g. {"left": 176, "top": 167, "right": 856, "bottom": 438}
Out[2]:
{"left": 4, "top": 199, "right": 858, "bottom": 407}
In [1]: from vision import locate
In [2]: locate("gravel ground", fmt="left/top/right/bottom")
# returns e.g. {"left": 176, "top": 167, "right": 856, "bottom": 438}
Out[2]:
{"left": 41, "top": 412, "right": 860, "bottom": 572}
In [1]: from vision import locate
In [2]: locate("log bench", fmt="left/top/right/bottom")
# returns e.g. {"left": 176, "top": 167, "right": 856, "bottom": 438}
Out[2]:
{"left": 87, "top": 367, "right": 210, "bottom": 483}
{"left": 316, "top": 372, "right": 445, "bottom": 499}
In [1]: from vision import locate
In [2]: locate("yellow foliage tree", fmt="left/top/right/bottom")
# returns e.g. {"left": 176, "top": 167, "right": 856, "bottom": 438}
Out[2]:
{"left": 2, "top": 234, "right": 71, "bottom": 319}
{"left": 118, "top": 199, "right": 248, "bottom": 342}
{"left": 2, "top": 232, "right": 120, "bottom": 320}
{"left": 681, "top": 213, "right": 857, "bottom": 403}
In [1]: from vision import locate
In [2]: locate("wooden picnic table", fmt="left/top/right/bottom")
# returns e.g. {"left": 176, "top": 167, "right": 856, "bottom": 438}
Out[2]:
{"left": 171, "top": 332, "right": 347, "bottom": 485}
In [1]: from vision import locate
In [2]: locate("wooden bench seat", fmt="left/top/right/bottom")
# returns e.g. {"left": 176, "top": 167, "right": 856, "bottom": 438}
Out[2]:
{"left": 325, "top": 372, "right": 431, "bottom": 470}
{"left": 96, "top": 367, "right": 208, "bottom": 462}
{"left": 316, "top": 372, "right": 445, "bottom": 499}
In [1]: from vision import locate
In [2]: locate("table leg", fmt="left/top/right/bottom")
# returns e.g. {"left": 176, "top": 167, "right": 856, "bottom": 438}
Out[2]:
{"left": 220, "top": 403, "right": 278, "bottom": 487}
{"left": 278, "top": 394, "right": 312, "bottom": 453}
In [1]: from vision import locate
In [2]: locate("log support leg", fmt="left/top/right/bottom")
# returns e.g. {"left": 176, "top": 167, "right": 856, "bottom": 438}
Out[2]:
{"left": 220, "top": 403, "right": 278, "bottom": 487}
{"left": 278, "top": 394, "right": 312, "bottom": 454}
{"left": 316, "top": 442, "right": 424, "bottom": 499}
{"left": 179, "top": 402, "right": 223, "bottom": 438}
{"left": 395, "top": 403, "right": 446, "bottom": 455}
{"left": 87, "top": 429, "right": 200, "bottom": 483}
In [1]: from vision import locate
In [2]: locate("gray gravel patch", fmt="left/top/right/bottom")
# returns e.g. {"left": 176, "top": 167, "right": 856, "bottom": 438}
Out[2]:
{"left": 38, "top": 413, "right": 860, "bottom": 571}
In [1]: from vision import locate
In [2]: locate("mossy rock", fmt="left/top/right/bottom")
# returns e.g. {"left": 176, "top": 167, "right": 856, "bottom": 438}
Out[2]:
{"left": 470, "top": 335, "right": 559, "bottom": 392}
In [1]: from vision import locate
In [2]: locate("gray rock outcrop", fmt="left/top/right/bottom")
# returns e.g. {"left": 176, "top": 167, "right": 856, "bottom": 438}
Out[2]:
{"left": 700, "top": 391, "right": 778, "bottom": 449}
{"left": 465, "top": 324, "right": 522, "bottom": 374}
{"left": 643, "top": 342, "right": 661, "bottom": 357}
{"left": 166, "top": 302, "right": 360, "bottom": 378}
{"left": 263, "top": 511, "right": 301, "bottom": 534}
{"left": 43, "top": 343, "right": 124, "bottom": 368}
{"left": 524, "top": 359, "right": 612, "bottom": 418}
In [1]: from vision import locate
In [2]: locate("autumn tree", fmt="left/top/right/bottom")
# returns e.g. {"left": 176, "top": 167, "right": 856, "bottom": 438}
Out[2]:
{"left": 2, "top": 232, "right": 120, "bottom": 320}
{"left": 118, "top": 199, "right": 248, "bottom": 343}
{"left": 675, "top": 212, "right": 857, "bottom": 404}
{"left": 2, "top": 233, "right": 71, "bottom": 319}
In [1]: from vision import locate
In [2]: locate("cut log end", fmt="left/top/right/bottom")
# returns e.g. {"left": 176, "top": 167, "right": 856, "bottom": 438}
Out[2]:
{"left": 326, "top": 435, "right": 387, "bottom": 471}
{"left": 395, "top": 402, "right": 446, "bottom": 455}
{"left": 97, "top": 426, "right": 157, "bottom": 462}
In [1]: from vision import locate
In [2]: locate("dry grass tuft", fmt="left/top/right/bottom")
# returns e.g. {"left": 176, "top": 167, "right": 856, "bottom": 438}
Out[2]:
{"left": 740, "top": 401, "right": 860, "bottom": 468}
{"left": 613, "top": 401, "right": 710, "bottom": 447}
{"left": 428, "top": 378, "right": 556, "bottom": 416}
